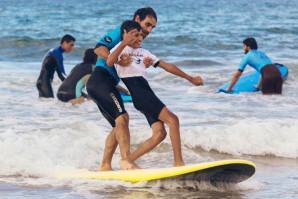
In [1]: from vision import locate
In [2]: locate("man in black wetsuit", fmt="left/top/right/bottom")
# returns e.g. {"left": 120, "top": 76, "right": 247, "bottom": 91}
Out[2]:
{"left": 36, "top": 34, "right": 75, "bottom": 98}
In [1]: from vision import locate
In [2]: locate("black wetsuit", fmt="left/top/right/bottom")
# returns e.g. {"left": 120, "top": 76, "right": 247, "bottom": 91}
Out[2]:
{"left": 36, "top": 46, "right": 66, "bottom": 98}
{"left": 86, "top": 26, "right": 126, "bottom": 127}
{"left": 57, "top": 62, "right": 93, "bottom": 102}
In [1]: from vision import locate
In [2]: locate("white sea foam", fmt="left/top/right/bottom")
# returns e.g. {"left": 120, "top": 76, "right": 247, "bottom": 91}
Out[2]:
{"left": 235, "top": 180, "right": 265, "bottom": 191}
{"left": 1, "top": 60, "right": 297, "bottom": 180}
{"left": 183, "top": 118, "right": 298, "bottom": 158}
{"left": 0, "top": 58, "right": 298, "bottom": 198}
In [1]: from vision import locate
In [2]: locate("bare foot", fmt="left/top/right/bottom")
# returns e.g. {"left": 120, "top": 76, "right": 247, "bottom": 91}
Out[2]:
{"left": 119, "top": 159, "right": 139, "bottom": 170}
{"left": 174, "top": 161, "right": 185, "bottom": 167}
{"left": 98, "top": 164, "right": 113, "bottom": 172}
{"left": 131, "top": 161, "right": 141, "bottom": 169}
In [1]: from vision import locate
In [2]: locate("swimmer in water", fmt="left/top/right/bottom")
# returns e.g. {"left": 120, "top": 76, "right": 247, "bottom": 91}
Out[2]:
{"left": 57, "top": 48, "right": 130, "bottom": 104}
{"left": 57, "top": 48, "right": 97, "bottom": 104}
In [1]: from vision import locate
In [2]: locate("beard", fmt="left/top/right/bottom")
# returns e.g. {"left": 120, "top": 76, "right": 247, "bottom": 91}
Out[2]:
{"left": 244, "top": 50, "right": 249, "bottom": 54}
{"left": 142, "top": 30, "right": 149, "bottom": 39}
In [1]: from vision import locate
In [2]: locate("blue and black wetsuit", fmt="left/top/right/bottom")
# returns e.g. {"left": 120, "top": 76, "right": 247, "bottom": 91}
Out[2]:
{"left": 57, "top": 62, "right": 92, "bottom": 102}
{"left": 36, "top": 46, "right": 66, "bottom": 98}
{"left": 87, "top": 26, "right": 126, "bottom": 127}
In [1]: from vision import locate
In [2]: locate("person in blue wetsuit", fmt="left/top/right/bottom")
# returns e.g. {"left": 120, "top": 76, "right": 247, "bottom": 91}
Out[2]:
{"left": 87, "top": 7, "right": 158, "bottom": 171}
{"left": 36, "top": 34, "right": 76, "bottom": 98}
{"left": 57, "top": 48, "right": 97, "bottom": 104}
{"left": 226, "top": 37, "right": 283, "bottom": 94}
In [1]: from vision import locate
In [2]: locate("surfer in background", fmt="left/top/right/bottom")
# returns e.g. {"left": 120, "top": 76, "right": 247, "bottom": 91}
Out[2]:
{"left": 56, "top": 48, "right": 97, "bottom": 104}
{"left": 226, "top": 37, "right": 283, "bottom": 94}
{"left": 107, "top": 20, "right": 204, "bottom": 169}
{"left": 87, "top": 7, "right": 157, "bottom": 171}
{"left": 36, "top": 34, "right": 76, "bottom": 98}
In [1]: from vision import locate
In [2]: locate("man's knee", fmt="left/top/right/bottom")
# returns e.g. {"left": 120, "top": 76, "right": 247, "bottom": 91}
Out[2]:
{"left": 115, "top": 113, "right": 129, "bottom": 127}
{"left": 155, "top": 128, "right": 167, "bottom": 141}
{"left": 170, "top": 113, "right": 179, "bottom": 123}
{"left": 164, "top": 111, "right": 179, "bottom": 126}
{"left": 151, "top": 122, "right": 167, "bottom": 141}
{"left": 158, "top": 129, "right": 167, "bottom": 141}
{"left": 159, "top": 107, "right": 179, "bottom": 123}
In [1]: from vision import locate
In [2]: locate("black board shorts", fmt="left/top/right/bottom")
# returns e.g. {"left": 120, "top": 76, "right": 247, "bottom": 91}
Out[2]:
{"left": 121, "top": 76, "right": 165, "bottom": 126}
{"left": 87, "top": 67, "right": 127, "bottom": 127}
{"left": 261, "top": 64, "right": 283, "bottom": 94}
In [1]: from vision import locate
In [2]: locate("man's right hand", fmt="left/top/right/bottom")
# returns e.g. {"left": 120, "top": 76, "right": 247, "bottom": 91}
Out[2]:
{"left": 191, "top": 76, "right": 204, "bottom": 86}
{"left": 117, "top": 53, "right": 132, "bottom": 66}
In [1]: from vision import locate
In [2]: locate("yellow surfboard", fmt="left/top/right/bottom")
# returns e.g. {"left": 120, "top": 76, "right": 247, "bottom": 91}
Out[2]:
{"left": 57, "top": 159, "right": 256, "bottom": 184}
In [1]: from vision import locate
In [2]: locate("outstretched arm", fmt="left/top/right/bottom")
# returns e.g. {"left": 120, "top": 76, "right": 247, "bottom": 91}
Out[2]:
{"left": 157, "top": 60, "right": 204, "bottom": 86}
{"left": 226, "top": 70, "right": 242, "bottom": 92}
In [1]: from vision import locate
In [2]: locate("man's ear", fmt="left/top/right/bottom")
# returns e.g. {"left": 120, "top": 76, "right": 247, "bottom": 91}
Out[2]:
{"left": 122, "top": 29, "right": 127, "bottom": 39}
{"left": 134, "top": 15, "right": 140, "bottom": 23}
{"left": 60, "top": 41, "right": 66, "bottom": 48}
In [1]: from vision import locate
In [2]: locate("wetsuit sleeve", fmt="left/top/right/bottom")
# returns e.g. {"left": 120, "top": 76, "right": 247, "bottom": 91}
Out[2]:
{"left": 59, "top": 63, "right": 66, "bottom": 76}
{"left": 55, "top": 60, "right": 66, "bottom": 81}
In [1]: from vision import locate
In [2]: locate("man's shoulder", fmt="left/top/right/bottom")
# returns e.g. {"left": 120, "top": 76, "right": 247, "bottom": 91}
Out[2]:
{"left": 47, "top": 46, "right": 63, "bottom": 56}
{"left": 99, "top": 26, "right": 121, "bottom": 45}
{"left": 42, "top": 54, "right": 59, "bottom": 66}
{"left": 249, "top": 49, "right": 263, "bottom": 55}
{"left": 105, "top": 26, "right": 121, "bottom": 37}
{"left": 247, "top": 50, "right": 268, "bottom": 58}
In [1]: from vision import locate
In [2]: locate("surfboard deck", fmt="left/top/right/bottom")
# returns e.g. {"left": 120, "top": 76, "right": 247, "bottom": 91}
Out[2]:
{"left": 214, "top": 63, "right": 288, "bottom": 94}
{"left": 56, "top": 159, "right": 255, "bottom": 184}
{"left": 120, "top": 92, "right": 132, "bottom": 102}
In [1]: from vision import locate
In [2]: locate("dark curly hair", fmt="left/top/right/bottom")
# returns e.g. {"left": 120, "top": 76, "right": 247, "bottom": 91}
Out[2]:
{"left": 243, "top": 37, "right": 258, "bottom": 50}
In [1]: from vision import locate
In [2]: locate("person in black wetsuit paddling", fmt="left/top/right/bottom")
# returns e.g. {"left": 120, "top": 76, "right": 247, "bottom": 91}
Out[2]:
{"left": 36, "top": 34, "right": 75, "bottom": 98}
{"left": 57, "top": 48, "right": 97, "bottom": 104}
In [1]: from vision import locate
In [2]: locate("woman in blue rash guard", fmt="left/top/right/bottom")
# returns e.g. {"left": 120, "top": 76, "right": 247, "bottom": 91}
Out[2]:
{"left": 36, "top": 34, "right": 75, "bottom": 98}
{"left": 57, "top": 48, "right": 97, "bottom": 104}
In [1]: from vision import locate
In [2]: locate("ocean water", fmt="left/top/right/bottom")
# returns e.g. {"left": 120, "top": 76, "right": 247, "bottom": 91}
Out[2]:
{"left": 0, "top": 0, "right": 298, "bottom": 198}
